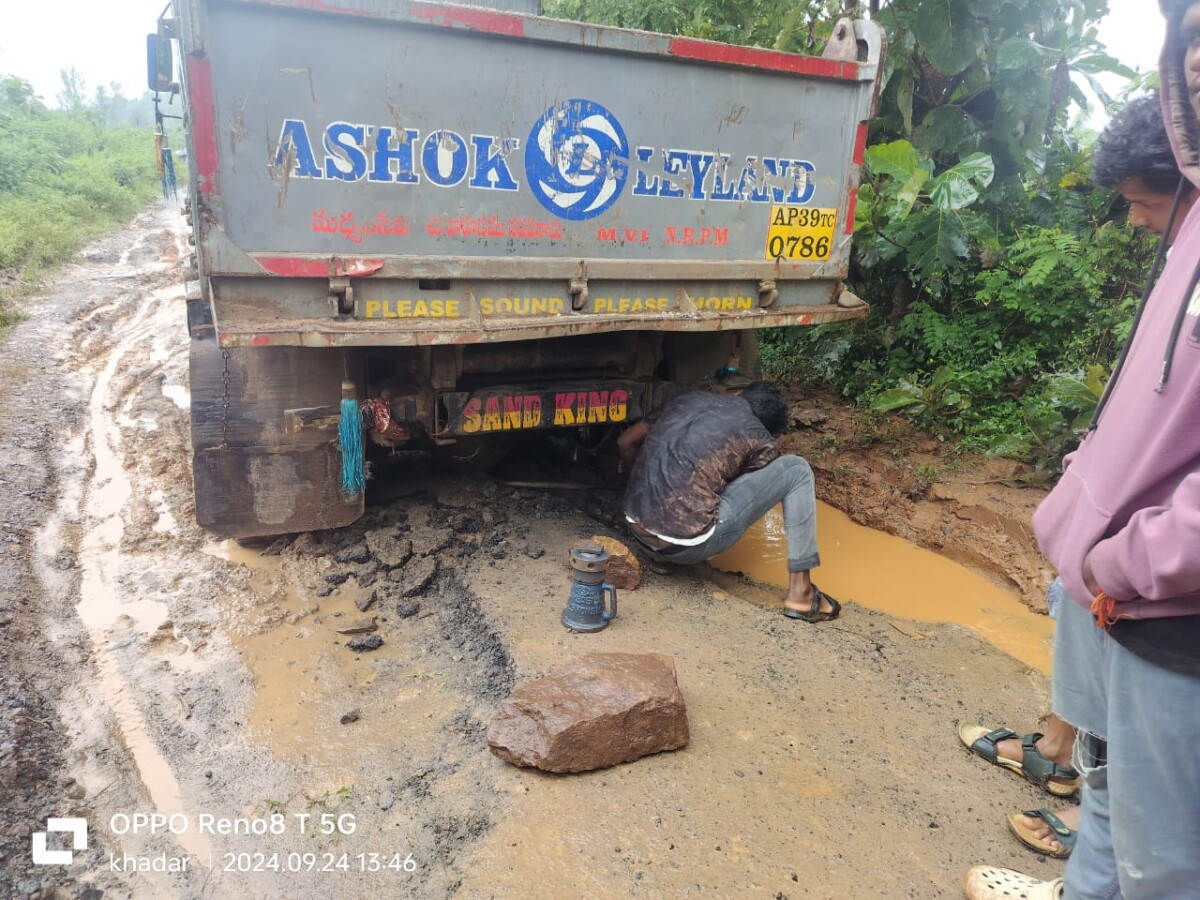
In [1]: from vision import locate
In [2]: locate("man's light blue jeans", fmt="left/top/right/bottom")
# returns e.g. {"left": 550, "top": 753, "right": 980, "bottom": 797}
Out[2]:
{"left": 1052, "top": 592, "right": 1200, "bottom": 899}
{"left": 637, "top": 455, "right": 820, "bottom": 572}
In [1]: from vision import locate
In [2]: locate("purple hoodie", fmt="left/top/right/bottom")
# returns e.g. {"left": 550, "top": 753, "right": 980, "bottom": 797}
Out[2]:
{"left": 1031, "top": 6, "right": 1200, "bottom": 621}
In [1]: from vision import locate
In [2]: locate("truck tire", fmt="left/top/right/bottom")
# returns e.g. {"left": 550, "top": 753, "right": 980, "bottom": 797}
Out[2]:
{"left": 189, "top": 335, "right": 364, "bottom": 540}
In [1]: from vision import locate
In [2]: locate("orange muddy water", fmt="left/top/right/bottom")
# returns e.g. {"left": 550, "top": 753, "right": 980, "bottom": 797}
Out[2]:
{"left": 712, "top": 502, "right": 1054, "bottom": 674}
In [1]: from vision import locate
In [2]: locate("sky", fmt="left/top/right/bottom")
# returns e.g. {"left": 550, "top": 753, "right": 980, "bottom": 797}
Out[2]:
{"left": 0, "top": 0, "right": 1171, "bottom": 108}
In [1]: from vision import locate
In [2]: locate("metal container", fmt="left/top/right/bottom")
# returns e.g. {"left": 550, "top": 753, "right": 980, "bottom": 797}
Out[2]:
{"left": 562, "top": 543, "right": 618, "bottom": 632}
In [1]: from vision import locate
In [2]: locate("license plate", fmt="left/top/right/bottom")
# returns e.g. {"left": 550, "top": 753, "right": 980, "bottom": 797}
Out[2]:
{"left": 441, "top": 384, "right": 641, "bottom": 435}
{"left": 764, "top": 206, "right": 837, "bottom": 261}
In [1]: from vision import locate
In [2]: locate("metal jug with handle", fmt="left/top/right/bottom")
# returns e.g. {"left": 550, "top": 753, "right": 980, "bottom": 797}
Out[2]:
{"left": 562, "top": 543, "right": 618, "bottom": 632}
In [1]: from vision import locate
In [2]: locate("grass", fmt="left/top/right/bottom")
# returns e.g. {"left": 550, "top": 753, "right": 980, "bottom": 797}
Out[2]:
{"left": 0, "top": 91, "right": 169, "bottom": 330}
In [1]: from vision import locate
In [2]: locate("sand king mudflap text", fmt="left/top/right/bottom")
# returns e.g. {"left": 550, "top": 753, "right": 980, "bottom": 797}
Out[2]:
{"left": 444, "top": 386, "right": 637, "bottom": 435}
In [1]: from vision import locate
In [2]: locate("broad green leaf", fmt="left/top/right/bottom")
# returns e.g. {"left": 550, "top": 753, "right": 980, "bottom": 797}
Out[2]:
{"left": 894, "top": 168, "right": 931, "bottom": 218}
{"left": 1025, "top": 145, "right": 1049, "bottom": 176}
{"left": 910, "top": 0, "right": 983, "bottom": 75}
{"left": 928, "top": 174, "right": 980, "bottom": 210}
{"left": 870, "top": 388, "right": 924, "bottom": 412}
{"left": 1072, "top": 53, "right": 1138, "bottom": 79}
{"left": 1045, "top": 370, "right": 1100, "bottom": 406}
{"left": 930, "top": 366, "right": 956, "bottom": 388}
{"left": 908, "top": 209, "right": 970, "bottom": 276}
{"left": 995, "top": 37, "right": 1057, "bottom": 70}
{"left": 864, "top": 139, "right": 921, "bottom": 182}
{"left": 946, "top": 152, "right": 995, "bottom": 187}
{"left": 928, "top": 153, "right": 995, "bottom": 211}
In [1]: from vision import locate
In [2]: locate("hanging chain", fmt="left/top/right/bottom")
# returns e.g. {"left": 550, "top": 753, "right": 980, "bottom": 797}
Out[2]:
{"left": 220, "top": 348, "right": 231, "bottom": 448}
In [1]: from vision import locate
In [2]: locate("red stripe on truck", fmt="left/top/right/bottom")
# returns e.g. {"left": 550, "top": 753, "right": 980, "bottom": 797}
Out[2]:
{"left": 844, "top": 188, "right": 859, "bottom": 235}
{"left": 667, "top": 37, "right": 857, "bottom": 80}
{"left": 852, "top": 122, "right": 869, "bottom": 165}
{"left": 259, "top": 0, "right": 525, "bottom": 36}
{"left": 409, "top": 4, "right": 525, "bottom": 36}
{"left": 186, "top": 57, "right": 219, "bottom": 194}
{"left": 254, "top": 256, "right": 384, "bottom": 277}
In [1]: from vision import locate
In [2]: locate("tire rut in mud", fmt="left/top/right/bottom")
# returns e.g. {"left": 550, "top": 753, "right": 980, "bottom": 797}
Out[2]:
{"left": 0, "top": 210, "right": 183, "bottom": 900}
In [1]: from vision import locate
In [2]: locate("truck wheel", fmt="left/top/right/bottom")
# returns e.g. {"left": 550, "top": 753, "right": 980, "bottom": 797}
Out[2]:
{"left": 189, "top": 336, "right": 364, "bottom": 540}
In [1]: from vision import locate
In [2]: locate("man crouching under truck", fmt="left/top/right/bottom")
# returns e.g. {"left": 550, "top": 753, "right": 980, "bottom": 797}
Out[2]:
{"left": 617, "top": 382, "right": 838, "bottom": 623}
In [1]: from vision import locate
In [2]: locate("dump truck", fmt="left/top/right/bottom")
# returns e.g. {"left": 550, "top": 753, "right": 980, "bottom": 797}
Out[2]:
{"left": 148, "top": 0, "right": 885, "bottom": 539}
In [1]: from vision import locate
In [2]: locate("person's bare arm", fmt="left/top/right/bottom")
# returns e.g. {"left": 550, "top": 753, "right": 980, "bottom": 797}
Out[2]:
{"left": 617, "top": 420, "right": 651, "bottom": 469}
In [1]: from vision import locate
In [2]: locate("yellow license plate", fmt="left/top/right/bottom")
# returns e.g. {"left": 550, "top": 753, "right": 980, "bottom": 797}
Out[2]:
{"left": 765, "top": 206, "right": 837, "bottom": 261}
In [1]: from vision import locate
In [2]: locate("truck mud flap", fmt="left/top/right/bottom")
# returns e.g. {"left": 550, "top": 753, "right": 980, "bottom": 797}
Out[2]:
{"left": 193, "top": 445, "right": 361, "bottom": 539}
{"left": 189, "top": 337, "right": 363, "bottom": 539}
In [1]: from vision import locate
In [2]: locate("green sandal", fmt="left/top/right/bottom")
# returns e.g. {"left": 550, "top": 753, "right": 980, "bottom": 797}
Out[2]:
{"left": 1007, "top": 808, "right": 1077, "bottom": 859}
{"left": 957, "top": 724, "right": 1080, "bottom": 797}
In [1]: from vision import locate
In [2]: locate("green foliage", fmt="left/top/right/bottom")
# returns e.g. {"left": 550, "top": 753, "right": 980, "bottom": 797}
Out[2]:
{"left": 855, "top": 139, "right": 996, "bottom": 298}
{"left": 873, "top": 0, "right": 1133, "bottom": 175}
{"left": 766, "top": 213, "right": 1152, "bottom": 466}
{"left": 819, "top": 1, "right": 1149, "bottom": 470}
{"left": 869, "top": 366, "right": 970, "bottom": 418}
{"left": 990, "top": 364, "right": 1107, "bottom": 479}
{"left": 0, "top": 74, "right": 164, "bottom": 325}
{"left": 543, "top": 0, "right": 849, "bottom": 53}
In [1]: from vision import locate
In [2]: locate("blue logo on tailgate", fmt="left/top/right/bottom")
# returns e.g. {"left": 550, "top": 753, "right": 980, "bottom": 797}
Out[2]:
{"left": 525, "top": 100, "right": 629, "bottom": 221}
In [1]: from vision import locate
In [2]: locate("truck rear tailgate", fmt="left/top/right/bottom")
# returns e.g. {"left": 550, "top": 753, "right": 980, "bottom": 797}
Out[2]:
{"left": 182, "top": 0, "right": 883, "bottom": 346}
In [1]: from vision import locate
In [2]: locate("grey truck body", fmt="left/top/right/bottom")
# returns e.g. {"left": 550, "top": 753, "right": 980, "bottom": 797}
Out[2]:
{"left": 169, "top": 0, "right": 884, "bottom": 538}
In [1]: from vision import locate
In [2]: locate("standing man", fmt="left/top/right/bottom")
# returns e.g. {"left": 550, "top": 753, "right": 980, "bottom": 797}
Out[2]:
{"left": 1093, "top": 90, "right": 1198, "bottom": 238}
{"left": 619, "top": 381, "right": 838, "bottom": 622}
{"left": 964, "top": 3, "right": 1200, "bottom": 898}
{"left": 962, "top": 89, "right": 1199, "bottom": 862}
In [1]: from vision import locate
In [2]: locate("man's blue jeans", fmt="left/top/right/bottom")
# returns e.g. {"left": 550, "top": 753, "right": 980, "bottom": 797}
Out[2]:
{"left": 1052, "top": 593, "right": 1200, "bottom": 899}
{"left": 637, "top": 455, "right": 820, "bottom": 572}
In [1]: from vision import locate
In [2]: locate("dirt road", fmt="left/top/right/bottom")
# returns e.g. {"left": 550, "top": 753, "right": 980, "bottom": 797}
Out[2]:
{"left": 1, "top": 206, "right": 1067, "bottom": 899}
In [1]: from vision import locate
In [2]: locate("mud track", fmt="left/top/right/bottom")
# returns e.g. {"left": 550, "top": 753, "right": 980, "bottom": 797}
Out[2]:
{"left": 1, "top": 206, "right": 1065, "bottom": 899}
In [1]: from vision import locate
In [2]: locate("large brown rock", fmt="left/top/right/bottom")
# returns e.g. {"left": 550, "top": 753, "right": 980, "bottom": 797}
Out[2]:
{"left": 487, "top": 653, "right": 688, "bottom": 773}
{"left": 586, "top": 536, "right": 642, "bottom": 591}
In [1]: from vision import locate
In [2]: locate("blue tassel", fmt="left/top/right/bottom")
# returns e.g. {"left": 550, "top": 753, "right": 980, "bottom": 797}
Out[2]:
{"left": 338, "top": 382, "right": 364, "bottom": 495}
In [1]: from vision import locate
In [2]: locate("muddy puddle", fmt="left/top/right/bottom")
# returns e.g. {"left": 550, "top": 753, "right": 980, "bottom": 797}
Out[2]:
{"left": 712, "top": 502, "right": 1054, "bottom": 673}
{"left": 205, "top": 541, "right": 470, "bottom": 775}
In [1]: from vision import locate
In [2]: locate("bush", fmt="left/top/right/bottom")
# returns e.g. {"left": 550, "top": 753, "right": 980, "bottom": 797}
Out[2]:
{"left": 0, "top": 76, "right": 163, "bottom": 324}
